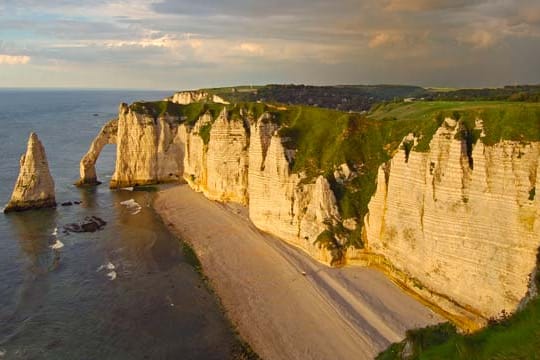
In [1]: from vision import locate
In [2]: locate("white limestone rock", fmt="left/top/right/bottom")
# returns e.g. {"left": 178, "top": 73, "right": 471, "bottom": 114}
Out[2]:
{"left": 363, "top": 118, "right": 540, "bottom": 327}
{"left": 4, "top": 133, "right": 56, "bottom": 212}
{"left": 110, "top": 103, "right": 184, "bottom": 188}
{"left": 76, "top": 118, "right": 118, "bottom": 186}
{"left": 170, "top": 91, "right": 210, "bottom": 104}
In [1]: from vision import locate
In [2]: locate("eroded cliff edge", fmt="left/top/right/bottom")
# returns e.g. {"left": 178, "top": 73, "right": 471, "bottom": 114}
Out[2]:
{"left": 80, "top": 97, "right": 540, "bottom": 331}
{"left": 361, "top": 118, "right": 540, "bottom": 329}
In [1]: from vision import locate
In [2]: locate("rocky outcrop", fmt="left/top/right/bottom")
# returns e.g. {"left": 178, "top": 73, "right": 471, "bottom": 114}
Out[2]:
{"left": 205, "top": 109, "right": 249, "bottom": 203}
{"left": 4, "top": 133, "right": 56, "bottom": 212}
{"left": 169, "top": 91, "right": 230, "bottom": 105}
{"left": 109, "top": 103, "right": 184, "bottom": 188}
{"left": 362, "top": 118, "right": 540, "bottom": 329}
{"left": 76, "top": 118, "right": 118, "bottom": 186}
{"left": 182, "top": 109, "right": 249, "bottom": 204}
{"left": 248, "top": 116, "right": 343, "bottom": 264}
{"left": 170, "top": 91, "right": 210, "bottom": 104}
{"left": 179, "top": 109, "right": 342, "bottom": 263}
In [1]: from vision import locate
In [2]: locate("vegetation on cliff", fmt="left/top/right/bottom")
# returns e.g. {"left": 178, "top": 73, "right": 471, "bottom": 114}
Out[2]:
{"left": 377, "top": 250, "right": 540, "bottom": 360}
{"left": 199, "top": 84, "right": 540, "bottom": 112}
{"left": 128, "top": 99, "right": 540, "bottom": 252}
{"left": 369, "top": 101, "right": 540, "bottom": 146}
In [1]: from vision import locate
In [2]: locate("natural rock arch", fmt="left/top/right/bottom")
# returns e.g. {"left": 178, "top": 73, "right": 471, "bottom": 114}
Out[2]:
{"left": 75, "top": 118, "right": 118, "bottom": 186}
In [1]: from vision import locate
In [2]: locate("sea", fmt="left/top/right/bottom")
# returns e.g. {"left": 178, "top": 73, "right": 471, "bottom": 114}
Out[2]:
{"left": 0, "top": 89, "right": 241, "bottom": 359}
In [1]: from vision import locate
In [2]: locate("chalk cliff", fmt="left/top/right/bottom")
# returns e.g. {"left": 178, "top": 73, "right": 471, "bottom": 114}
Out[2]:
{"left": 169, "top": 91, "right": 229, "bottom": 105}
{"left": 76, "top": 118, "right": 118, "bottom": 186}
{"left": 362, "top": 118, "right": 540, "bottom": 328}
{"left": 179, "top": 109, "right": 343, "bottom": 262}
{"left": 109, "top": 103, "right": 184, "bottom": 188}
{"left": 80, "top": 99, "right": 540, "bottom": 331}
{"left": 170, "top": 91, "right": 209, "bottom": 105}
{"left": 248, "top": 116, "right": 343, "bottom": 263}
{"left": 4, "top": 133, "right": 56, "bottom": 212}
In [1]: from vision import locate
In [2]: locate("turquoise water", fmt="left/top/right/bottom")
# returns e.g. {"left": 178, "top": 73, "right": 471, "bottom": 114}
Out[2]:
{"left": 0, "top": 90, "right": 240, "bottom": 359}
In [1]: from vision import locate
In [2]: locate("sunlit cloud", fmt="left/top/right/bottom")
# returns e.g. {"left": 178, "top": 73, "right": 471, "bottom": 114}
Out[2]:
{"left": 457, "top": 29, "right": 498, "bottom": 49}
{"left": 235, "top": 42, "right": 264, "bottom": 55}
{"left": 368, "top": 32, "right": 404, "bottom": 48}
{"left": 0, "top": 54, "right": 31, "bottom": 65}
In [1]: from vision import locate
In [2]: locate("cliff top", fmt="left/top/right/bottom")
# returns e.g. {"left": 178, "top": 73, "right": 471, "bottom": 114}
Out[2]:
{"left": 369, "top": 101, "right": 540, "bottom": 147}
{"left": 191, "top": 84, "right": 540, "bottom": 112}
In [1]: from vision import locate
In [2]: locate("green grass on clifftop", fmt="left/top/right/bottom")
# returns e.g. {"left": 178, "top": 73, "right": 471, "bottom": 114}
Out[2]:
{"left": 377, "top": 251, "right": 540, "bottom": 360}
{"left": 370, "top": 101, "right": 540, "bottom": 146}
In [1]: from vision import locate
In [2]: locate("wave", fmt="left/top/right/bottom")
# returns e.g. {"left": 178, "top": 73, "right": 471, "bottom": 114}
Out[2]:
{"left": 50, "top": 239, "right": 64, "bottom": 250}
{"left": 120, "top": 199, "right": 142, "bottom": 215}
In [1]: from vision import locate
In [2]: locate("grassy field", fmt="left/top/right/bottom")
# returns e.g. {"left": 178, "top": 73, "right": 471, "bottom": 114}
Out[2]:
{"left": 377, "top": 251, "right": 540, "bottom": 360}
{"left": 370, "top": 101, "right": 540, "bottom": 146}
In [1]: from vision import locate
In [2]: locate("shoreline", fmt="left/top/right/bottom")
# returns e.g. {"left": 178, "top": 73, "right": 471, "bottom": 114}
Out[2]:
{"left": 154, "top": 184, "right": 443, "bottom": 360}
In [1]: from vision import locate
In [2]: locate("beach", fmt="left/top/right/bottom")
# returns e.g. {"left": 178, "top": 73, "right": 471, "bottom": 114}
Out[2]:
{"left": 155, "top": 185, "right": 443, "bottom": 360}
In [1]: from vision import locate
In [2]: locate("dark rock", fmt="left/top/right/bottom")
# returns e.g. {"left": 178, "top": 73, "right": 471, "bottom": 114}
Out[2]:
{"left": 63, "top": 216, "right": 107, "bottom": 233}
{"left": 61, "top": 201, "right": 73, "bottom": 206}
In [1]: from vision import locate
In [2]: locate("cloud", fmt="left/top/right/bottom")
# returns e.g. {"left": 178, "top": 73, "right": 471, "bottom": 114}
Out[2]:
{"left": 0, "top": 0, "right": 539, "bottom": 88}
{"left": 458, "top": 29, "right": 497, "bottom": 49}
{"left": 368, "top": 32, "right": 404, "bottom": 48}
{"left": 0, "top": 54, "right": 31, "bottom": 64}
{"left": 384, "top": 0, "right": 484, "bottom": 12}
{"left": 151, "top": 0, "right": 362, "bottom": 18}
{"left": 235, "top": 42, "right": 264, "bottom": 55}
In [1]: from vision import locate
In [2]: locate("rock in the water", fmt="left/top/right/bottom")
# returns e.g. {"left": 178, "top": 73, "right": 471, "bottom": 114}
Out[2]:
{"left": 63, "top": 216, "right": 107, "bottom": 233}
{"left": 4, "top": 133, "right": 56, "bottom": 212}
{"left": 61, "top": 201, "right": 73, "bottom": 206}
{"left": 76, "top": 118, "right": 118, "bottom": 186}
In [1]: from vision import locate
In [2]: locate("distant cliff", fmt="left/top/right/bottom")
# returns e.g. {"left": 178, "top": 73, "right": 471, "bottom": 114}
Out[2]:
{"left": 79, "top": 98, "right": 540, "bottom": 331}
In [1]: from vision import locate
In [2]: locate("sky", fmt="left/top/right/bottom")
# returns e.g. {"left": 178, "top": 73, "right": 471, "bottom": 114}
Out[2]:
{"left": 0, "top": 0, "right": 539, "bottom": 90}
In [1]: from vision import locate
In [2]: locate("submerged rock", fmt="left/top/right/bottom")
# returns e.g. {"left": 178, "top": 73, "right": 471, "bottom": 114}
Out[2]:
{"left": 63, "top": 216, "right": 107, "bottom": 233}
{"left": 4, "top": 133, "right": 56, "bottom": 212}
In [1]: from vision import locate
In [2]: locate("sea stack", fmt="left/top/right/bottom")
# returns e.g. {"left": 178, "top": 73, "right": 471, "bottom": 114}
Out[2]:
{"left": 4, "top": 133, "right": 56, "bottom": 212}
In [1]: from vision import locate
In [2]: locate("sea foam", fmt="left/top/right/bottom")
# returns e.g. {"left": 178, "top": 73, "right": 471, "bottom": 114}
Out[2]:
{"left": 120, "top": 199, "right": 142, "bottom": 215}
{"left": 50, "top": 239, "right": 64, "bottom": 250}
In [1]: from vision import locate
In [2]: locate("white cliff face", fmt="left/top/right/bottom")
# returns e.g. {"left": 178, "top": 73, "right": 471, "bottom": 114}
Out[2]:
{"left": 183, "top": 109, "right": 249, "bottom": 204}
{"left": 205, "top": 110, "right": 249, "bottom": 204}
{"left": 181, "top": 112, "right": 211, "bottom": 192}
{"left": 363, "top": 118, "right": 540, "bottom": 328}
{"left": 180, "top": 111, "right": 342, "bottom": 263}
{"left": 76, "top": 118, "right": 118, "bottom": 186}
{"left": 80, "top": 101, "right": 540, "bottom": 329}
{"left": 110, "top": 103, "right": 184, "bottom": 188}
{"left": 5, "top": 133, "right": 56, "bottom": 212}
{"left": 212, "top": 95, "right": 230, "bottom": 104}
{"left": 248, "top": 116, "right": 342, "bottom": 264}
{"left": 170, "top": 91, "right": 209, "bottom": 104}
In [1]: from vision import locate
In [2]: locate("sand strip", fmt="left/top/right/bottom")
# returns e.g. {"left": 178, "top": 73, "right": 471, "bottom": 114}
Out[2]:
{"left": 155, "top": 185, "right": 442, "bottom": 360}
